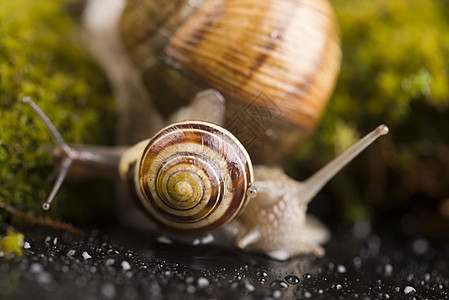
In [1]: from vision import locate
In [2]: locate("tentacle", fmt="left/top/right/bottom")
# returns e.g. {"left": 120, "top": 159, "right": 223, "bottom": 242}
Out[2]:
{"left": 168, "top": 89, "right": 225, "bottom": 125}
{"left": 299, "top": 125, "right": 389, "bottom": 204}
{"left": 21, "top": 97, "right": 75, "bottom": 210}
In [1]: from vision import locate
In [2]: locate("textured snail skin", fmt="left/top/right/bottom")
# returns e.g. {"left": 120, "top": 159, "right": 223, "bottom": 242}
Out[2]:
{"left": 230, "top": 166, "right": 330, "bottom": 260}
{"left": 23, "top": 95, "right": 388, "bottom": 260}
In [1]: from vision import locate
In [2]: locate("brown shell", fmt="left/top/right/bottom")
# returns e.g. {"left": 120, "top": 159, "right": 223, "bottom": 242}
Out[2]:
{"left": 164, "top": 0, "right": 341, "bottom": 131}
{"left": 134, "top": 121, "right": 254, "bottom": 235}
{"left": 119, "top": 0, "right": 341, "bottom": 164}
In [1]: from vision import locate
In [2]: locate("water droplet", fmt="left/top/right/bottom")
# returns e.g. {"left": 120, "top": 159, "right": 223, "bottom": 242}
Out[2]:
{"left": 256, "top": 270, "right": 268, "bottom": 277}
{"left": 332, "top": 283, "right": 343, "bottom": 290}
{"left": 337, "top": 264, "right": 347, "bottom": 273}
{"left": 81, "top": 251, "right": 92, "bottom": 260}
{"left": 156, "top": 236, "right": 173, "bottom": 244}
{"left": 197, "top": 277, "right": 209, "bottom": 289}
{"left": 384, "top": 264, "right": 393, "bottom": 276}
{"left": 273, "top": 290, "right": 283, "bottom": 299}
{"left": 394, "top": 281, "right": 416, "bottom": 295}
{"left": 30, "top": 263, "right": 43, "bottom": 273}
{"left": 270, "top": 280, "right": 289, "bottom": 290}
{"left": 105, "top": 257, "right": 131, "bottom": 271}
{"left": 285, "top": 274, "right": 300, "bottom": 284}
{"left": 121, "top": 260, "right": 131, "bottom": 271}
{"left": 230, "top": 281, "right": 255, "bottom": 294}
{"left": 303, "top": 273, "right": 312, "bottom": 279}
{"left": 101, "top": 282, "right": 117, "bottom": 299}
{"left": 295, "top": 286, "right": 313, "bottom": 298}
{"left": 186, "top": 285, "right": 196, "bottom": 294}
{"left": 353, "top": 257, "right": 362, "bottom": 269}
{"left": 200, "top": 234, "right": 214, "bottom": 244}
{"left": 412, "top": 238, "right": 429, "bottom": 255}
{"left": 367, "top": 235, "right": 381, "bottom": 254}
{"left": 66, "top": 245, "right": 91, "bottom": 259}
{"left": 36, "top": 272, "right": 52, "bottom": 285}
{"left": 404, "top": 286, "right": 416, "bottom": 294}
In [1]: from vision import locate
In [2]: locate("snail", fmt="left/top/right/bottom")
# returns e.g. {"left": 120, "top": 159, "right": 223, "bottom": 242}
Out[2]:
{"left": 22, "top": 96, "right": 388, "bottom": 260}
{"left": 81, "top": 0, "right": 341, "bottom": 164}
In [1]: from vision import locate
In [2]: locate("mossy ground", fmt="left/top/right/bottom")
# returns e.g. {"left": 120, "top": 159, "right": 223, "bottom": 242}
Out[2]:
{"left": 1, "top": 0, "right": 448, "bottom": 235}
{"left": 0, "top": 0, "right": 115, "bottom": 225}
{"left": 291, "top": 0, "right": 449, "bottom": 230}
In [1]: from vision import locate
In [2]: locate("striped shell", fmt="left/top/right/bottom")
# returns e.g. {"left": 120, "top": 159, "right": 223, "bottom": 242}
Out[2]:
{"left": 164, "top": 0, "right": 341, "bottom": 131}
{"left": 120, "top": 0, "right": 341, "bottom": 164}
{"left": 134, "top": 121, "right": 254, "bottom": 235}
{"left": 119, "top": 0, "right": 341, "bottom": 164}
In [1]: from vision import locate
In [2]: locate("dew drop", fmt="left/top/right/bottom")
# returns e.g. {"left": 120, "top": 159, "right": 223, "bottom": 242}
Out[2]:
{"left": 337, "top": 264, "right": 347, "bottom": 273}
{"left": 256, "top": 270, "right": 268, "bottom": 278}
{"left": 186, "top": 285, "right": 196, "bottom": 294}
{"left": 101, "top": 282, "right": 117, "bottom": 299}
{"left": 412, "top": 238, "right": 429, "bottom": 255}
{"left": 121, "top": 260, "right": 131, "bottom": 271}
{"left": 24, "top": 241, "right": 31, "bottom": 249}
{"left": 156, "top": 236, "right": 173, "bottom": 244}
{"left": 384, "top": 264, "right": 393, "bottom": 276}
{"left": 273, "top": 290, "right": 282, "bottom": 299}
{"left": 270, "top": 280, "right": 289, "bottom": 290}
{"left": 30, "top": 263, "right": 43, "bottom": 273}
{"left": 394, "top": 281, "right": 417, "bottom": 295}
{"left": 200, "top": 234, "right": 214, "bottom": 244}
{"left": 230, "top": 281, "right": 255, "bottom": 294}
{"left": 197, "top": 277, "right": 209, "bottom": 289}
{"left": 332, "top": 283, "right": 343, "bottom": 290}
{"left": 285, "top": 274, "right": 300, "bottom": 284}
{"left": 36, "top": 272, "right": 52, "bottom": 285}
{"left": 81, "top": 251, "right": 92, "bottom": 260}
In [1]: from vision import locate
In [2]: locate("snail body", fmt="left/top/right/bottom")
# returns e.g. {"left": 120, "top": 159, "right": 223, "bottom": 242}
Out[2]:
{"left": 83, "top": 0, "right": 341, "bottom": 164}
{"left": 22, "top": 96, "right": 388, "bottom": 260}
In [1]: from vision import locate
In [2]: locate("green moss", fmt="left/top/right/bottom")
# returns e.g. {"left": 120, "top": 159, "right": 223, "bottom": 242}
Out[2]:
{"left": 0, "top": 0, "right": 115, "bottom": 224}
{"left": 293, "top": 0, "right": 449, "bottom": 224}
{"left": 0, "top": 228, "right": 24, "bottom": 259}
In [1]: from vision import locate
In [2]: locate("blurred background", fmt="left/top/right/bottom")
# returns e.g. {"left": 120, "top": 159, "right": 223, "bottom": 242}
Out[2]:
{"left": 0, "top": 0, "right": 448, "bottom": 241}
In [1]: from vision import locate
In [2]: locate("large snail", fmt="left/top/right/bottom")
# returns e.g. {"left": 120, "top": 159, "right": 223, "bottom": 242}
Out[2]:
{"left": 81, "top": 0, "right": 341, "bottom": 164}
{"left": 22, "top": 96, "right": 388, "bottom": 260}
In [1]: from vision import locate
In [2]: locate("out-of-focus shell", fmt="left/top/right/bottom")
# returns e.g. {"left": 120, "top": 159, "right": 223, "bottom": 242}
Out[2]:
{"left": 165, "top": 0, "right": 340, "bottom": 131}
{"left": 120, "top": 0, "right": 341, "bottom": 163}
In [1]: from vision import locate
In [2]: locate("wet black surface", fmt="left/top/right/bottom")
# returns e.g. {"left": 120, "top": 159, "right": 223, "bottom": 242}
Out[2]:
{"left": 1, "top": 224, "right": 449, "bottom": 300}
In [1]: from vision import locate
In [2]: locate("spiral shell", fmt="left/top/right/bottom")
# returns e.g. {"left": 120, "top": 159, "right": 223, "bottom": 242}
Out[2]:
{"left": 133, "top": 121, "right": 254, "bottom": 235}
{"left": 119, "top": 0, "right": 341, "bottom": 164}
{"left": 165, "top": 0, "right": 341, "bottom": 130}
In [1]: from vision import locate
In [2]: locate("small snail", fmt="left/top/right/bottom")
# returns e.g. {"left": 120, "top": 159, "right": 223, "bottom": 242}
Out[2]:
{"left": 82, "top": 0, "right": 341, "bottom": 164}
{"left": 22, "top": 95, "right": 388, "bottom": 260}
